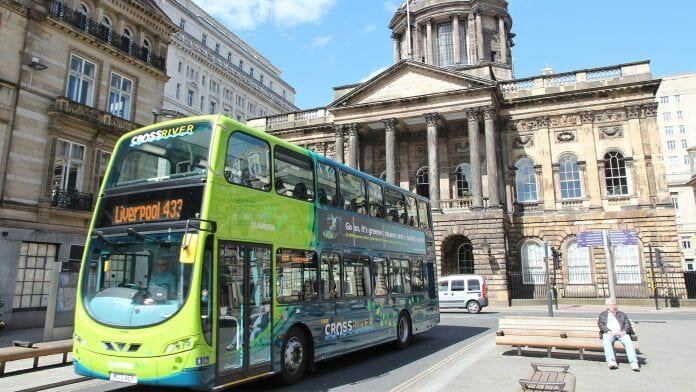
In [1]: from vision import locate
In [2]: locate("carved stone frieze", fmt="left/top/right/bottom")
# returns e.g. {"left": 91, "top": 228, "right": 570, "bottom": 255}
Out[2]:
{"left": 466, "top": 109, "right": 481, "bottom": 122}
{"left": 424, "top": 112, "right": 439, "bottom": 126}
{"left": 515, "top": 116, "right": 549, "bottom": 132}
{"left": 594, "top": 109, "right": 626, "bottom": 123}
{"left": 642, "top": 102, "right": 658, "bottom": 117}
{"left": 513, "top": 134, "right": 534, "bottom": 148}
{"left": 483, "top": 107, "right": 498, "bottom": 120}
{"left": 627, "top": 105, "right": 641, "bottom": 119}
{"left": 599, "top": 124, "right": 623, "bottom": 139}
{"left": 549, "top": 114, "right": 580, "bottom": 128}
{"left": 555, "top": 129, "right": 576, "bottom": 143}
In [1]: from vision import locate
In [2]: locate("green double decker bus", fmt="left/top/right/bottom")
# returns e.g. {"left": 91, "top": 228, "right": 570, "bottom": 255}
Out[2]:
{"left": 73, "top": 115, "right": 439, "bottom": 389}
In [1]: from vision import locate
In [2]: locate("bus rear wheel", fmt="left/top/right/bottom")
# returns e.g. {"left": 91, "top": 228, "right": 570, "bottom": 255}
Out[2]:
{"left": 395, "top": 312, "right": 412, "bottom": 350}
{"left": 280, "top": 327, "right": 308, "bottom": 384}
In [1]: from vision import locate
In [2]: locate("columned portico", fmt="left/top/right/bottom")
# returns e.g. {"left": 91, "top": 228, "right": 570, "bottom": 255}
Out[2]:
{"left": 468, "top": 109, "right": 483, "bottom": 207}
{"left": 425, "top": 112, "right": 440, "bottom": 210}
{"left": 484, "top": 107, "right": 499, "bottom": 206}
{"left": 383, "top": 118, "right": 397, "bottom": 185}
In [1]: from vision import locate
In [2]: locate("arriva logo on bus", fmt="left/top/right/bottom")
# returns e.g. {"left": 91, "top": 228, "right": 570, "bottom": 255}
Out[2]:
{"left": 130, "top": 124, "right": 195, "bottom": 147}
{"left": 323, "top": 318, "right": 374, "bottom": 340}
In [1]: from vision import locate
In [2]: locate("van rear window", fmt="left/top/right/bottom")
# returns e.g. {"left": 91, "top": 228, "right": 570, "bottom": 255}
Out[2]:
{"left": 451, "top": 280, "right": 465, "bottom": 291}
{"left": 467, "top": 279, "right": 481, "bottom": 291}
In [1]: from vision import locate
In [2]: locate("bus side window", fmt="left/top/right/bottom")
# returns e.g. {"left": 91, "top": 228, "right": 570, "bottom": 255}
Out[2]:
{"left": 373, "top": 257, "right": 388, "bottom": 296}
{"left": 275, "top": 146, "right": 315, "bottom": 202}
{"left": 276, "top": 249, "right": 317, "bottom": 302}
{"left": 411, "top": 259, "right": 424, "bottom": 292}
{"left": 225, "top": 132, "right": 270, "bottom": 192}
{"left": 200, "top": 236, "right": 213, "bottom": 345}
{"left": 320, "top": 252, "right": 341, "bottom": 299}
{"left": 317, "top": 162, "right": 338, "bottom": 207}
{"left": 367, "top": 180, "right": 384, "bottom": 218}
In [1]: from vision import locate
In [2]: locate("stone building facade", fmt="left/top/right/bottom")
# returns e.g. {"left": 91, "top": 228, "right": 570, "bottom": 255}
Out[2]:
{"left": 0, "top": 0, "right": 176, "bottom": 330}
{"left": 155, "top": 0, "right": 297, "bottom": 120}
{"left": 249, "top": 0, "right": 685, "bottom": 305}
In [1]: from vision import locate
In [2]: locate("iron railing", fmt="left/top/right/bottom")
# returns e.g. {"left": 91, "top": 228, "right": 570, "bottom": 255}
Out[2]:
{"left": 508, "top": 271, "right": 690, "bottom": 300}
{"left": 51, "top": 189, "right": 93, "bottom": 212}
{"left": 48, "top": 1, "right": 166, "bottom": 71}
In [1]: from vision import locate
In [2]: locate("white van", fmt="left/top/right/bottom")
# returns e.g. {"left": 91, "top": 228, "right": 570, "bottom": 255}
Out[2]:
{"left": 438, "top": 274, "right": 488, "bottom": 313}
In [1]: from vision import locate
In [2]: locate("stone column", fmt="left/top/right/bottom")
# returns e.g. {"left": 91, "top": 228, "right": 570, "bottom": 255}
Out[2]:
{"left": 383, "top": 118, "right": 397, "bottom": 185}
{"left": 467, "top": 13, "right": 475, "bottom": 64}
{"left": 425, "top": 113, "right": 440, "bottom": 210}
{"left": 425, "top": 18, "right": 433, "bottom": 65}
{"left": 484, "top": 107, "right": 499, "bottom": 206}
{"left": 468, "top": 109, "right": 483, "bottom": 208}
{"left": 476, "top": 12, "right": 484, "bottom": 63}
{"left": 498, "top": 14, "right": 508, "bottom": 64}
{"left": 414, "top": 24, "right": 422, "bottom": 61}
{"left": 452, "top": 14, "right": 461, "bottom": 64}
{"left": 347, "top": 123, "right": 359, "bottom": 169}
{"left": 392, "top": 33, "right": 401, "bottom": 63}
{"left": 334, "top": 125, "right": 345, "bottom": 164}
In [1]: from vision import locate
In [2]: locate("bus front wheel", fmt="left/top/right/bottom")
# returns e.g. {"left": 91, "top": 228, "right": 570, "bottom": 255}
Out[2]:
{"left": 280, "top": 327, "right": 308, "bottom": 384}
{"left": 395, "top": 312, "right": 412, "bottom": 349}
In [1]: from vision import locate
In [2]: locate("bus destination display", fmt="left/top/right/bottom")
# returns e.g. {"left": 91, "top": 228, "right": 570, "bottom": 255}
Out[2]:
{"left": 112, "top": 198, "right": 184, "bottom": 224}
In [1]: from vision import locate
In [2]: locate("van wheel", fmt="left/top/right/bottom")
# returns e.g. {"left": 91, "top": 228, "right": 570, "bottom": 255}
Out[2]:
{"left": 395, "top": 312, "right": 412, "bottom": 349}
{"left": 280, "top": 327, "right": 308, "bottom": 384}
{"left": 0, "top": 321, "right": 5, "bottom": 329}
{"left": 467, "top": 300, "right": 481, "bottom": 314}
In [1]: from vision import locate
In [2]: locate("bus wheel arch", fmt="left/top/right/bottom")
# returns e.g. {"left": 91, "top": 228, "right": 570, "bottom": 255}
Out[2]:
{"left": 395, "top": 310, "right": 413, "bottom": 349}
{"left": 279, "top": 324, "right": 313, "bottom": 384}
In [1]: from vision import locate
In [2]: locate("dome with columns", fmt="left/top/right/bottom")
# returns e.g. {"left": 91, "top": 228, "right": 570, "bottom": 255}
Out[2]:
{"left": 389, "top": 0, "right": 513, "bottom": 79}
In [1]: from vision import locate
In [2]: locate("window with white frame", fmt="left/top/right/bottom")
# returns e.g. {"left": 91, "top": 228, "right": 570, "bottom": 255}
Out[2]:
{"left": 612, "top": 245, "right": 641, "bottom": 284}
{"left": 227, "top": 51, "right": 232, "bottom": 62}
{"left": 175, "top": 83, "right": 180, "bottom": 100}
{"left": 521, "top": 241, "right": 545, "bottom": 284}
{"left": 107, "top": 73, "right": 133, "bottom": 120}
{"left": 682, "top": 139, "right": 688, "bottom": 149}
{"left": 53, "top": 139, "right": 85, "bottom": 192}
{"left": 187, "top": 90, "right": 194, "bottom": 106}
{"left": 455, "top": 163, "right": 471, "bottom": 197}
{"left": 685, "top": 155, "right": 691, "bottom": 166}
{"left": 664, "top": 112, "right": 671, "bottom": 121}
{"left": 66, "top": 54, "right": 96, "bottom": 106}
{"left": 566, "top": 240, "right": 591, "bottom": 284}
{"left": 95, "top": 149, "right": 111, "bottom": 189}
{"left": 675, "top": 95, "right": 681, "bottom": 102}
{"left": 668, "top": 156, "right": 679, "bottom": 169}
{"left": 667, "top": 140, "right": 676, "bottom": 151}
{"left": 604, "top": 151, "right": 628, "bottom": 196}
{"left": 436, "top": 21, "right": 454, "bottom": 66}
{"left": 416, "top": 166, "right": 429, "bottom": 198}
{"left": 209, "top": 101, "right": 216, "bottom": 114}
{"left": 660, "top": 96, "right": 669, "bottom": 104}
{"left": 677, "top": 111, "right": 683, "bottom": 120}
{"left": 215, "top": 43, "right": 220, "bottom": 54}
{"left": 515, "top": 158, "right": 538, "bottom": 202}
{"left": 682, "top": 238, "right": 692, "bottom": 249}
{"left": 665, "top": 126, "right": 674, "bottom": 135}
{"left": 559, "top": 154, "right": 582, "bottom": 199}
{"left": 679, "top": 125, "right": 686, "bottom": 134}
{"left": 13, "top": 242, "right": 57, "bottom": 310}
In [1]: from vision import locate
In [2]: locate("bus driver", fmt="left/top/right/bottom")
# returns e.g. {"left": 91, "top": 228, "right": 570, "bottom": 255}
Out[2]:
{"left": 143, "top": 257, "right": 177, "bottom": 304}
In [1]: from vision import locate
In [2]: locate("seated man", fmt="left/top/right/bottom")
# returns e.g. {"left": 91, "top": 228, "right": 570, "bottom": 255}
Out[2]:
{"left": 144, "top": 257, "right": 177, "bottom": 304}
{"left": 598, "top": 297, "right": 639, "bottom": 371}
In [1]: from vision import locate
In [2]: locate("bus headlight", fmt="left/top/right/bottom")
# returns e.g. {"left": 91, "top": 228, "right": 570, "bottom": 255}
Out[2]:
{"left": 164, "top": 337, "right": 195, "bottom": 354}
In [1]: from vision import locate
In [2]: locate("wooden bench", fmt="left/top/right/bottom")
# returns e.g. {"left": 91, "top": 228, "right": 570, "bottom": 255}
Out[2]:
{"left": 519, "top": 363, "right": 576, "bottom": 392}
{"left": 0, "top": 339, "right": 73, "bottom": 375}
{"left": 496, "top": 316, "right": 639, "bottom": 360}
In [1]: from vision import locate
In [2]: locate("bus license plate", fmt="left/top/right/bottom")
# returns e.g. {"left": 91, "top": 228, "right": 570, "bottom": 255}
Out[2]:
{"left": 109, "top": 372, "right": 138, "bottom": 383}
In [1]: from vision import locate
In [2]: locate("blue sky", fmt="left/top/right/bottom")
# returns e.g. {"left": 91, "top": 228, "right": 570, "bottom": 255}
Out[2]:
{"left": 201, "top": 0, "right": 696, "bottom": 110}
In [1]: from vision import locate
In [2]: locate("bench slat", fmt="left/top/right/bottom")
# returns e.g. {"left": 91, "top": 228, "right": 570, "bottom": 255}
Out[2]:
{"left": 496, "top": 335, "right": 640, "bottom": 351}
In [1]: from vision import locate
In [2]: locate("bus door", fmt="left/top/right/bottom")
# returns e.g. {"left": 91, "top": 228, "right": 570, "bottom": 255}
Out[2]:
{"left": 216, "top": 241, "right": 272, "bottom": 382}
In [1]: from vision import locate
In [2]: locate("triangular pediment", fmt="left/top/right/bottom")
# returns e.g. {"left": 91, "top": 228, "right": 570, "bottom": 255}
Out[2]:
{"left": 329, "top": 60, "right": 495, "bottom": 108}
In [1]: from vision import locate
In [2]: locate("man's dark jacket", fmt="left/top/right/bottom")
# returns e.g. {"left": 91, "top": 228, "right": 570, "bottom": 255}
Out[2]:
{"left": 597, "top": 310, "right": 634, "bottom": 339}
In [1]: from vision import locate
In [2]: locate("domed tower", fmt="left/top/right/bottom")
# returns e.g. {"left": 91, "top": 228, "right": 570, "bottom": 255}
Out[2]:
{"left": 389, "top": 0, "right": 513, "bottom": 79}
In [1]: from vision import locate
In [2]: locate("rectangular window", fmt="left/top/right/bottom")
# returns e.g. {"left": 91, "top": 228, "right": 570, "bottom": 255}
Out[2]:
{"left": 250, "top": 68, "right": 254, "bottom": 77}
{"left": 187, "top": 90, "right": 194, "bottom": 107}
{"left": 317, "top": 162, "right": 338, "bottom": 207}
{"left": 320, "top": 253, "right": 341, "bottom": 299}
{"left": 179, "top": 18, "right": 185, "bottom": 30}
{"left": 459, "top": 21, "right": 468, "bottom": 64}
{"left": 679, "top": 125, "right": 686, "bottom": 134}
{"left": 343, "top": 256, "right": 372, "bottom": 298}
{"left": 215, "top": 43, "right": 220, "bottom": 54}
{"left": 685, "top": 155, "right": 691, "bottom": 166}
{"left": 178, "top": 61, "right": 182, "bottom": 73}
{"left": 373, "top": 257, "right": 388, "bottom": 296}
{"left": 339, "top": 170, "right": 366, "bottom": 213}
{"left": 664, "top": 112, "right": 672, "bottom": 121}
{"left": 677, "top": 111, "right": 683, "bottom": 120}
{"left": 66, "top": 54, "right": 96, "bottom": 106}
{"left": 671, "top": 194, "right": 679, "bottom": 209}
{"left": 175, "top": 83, "right": 180, "bottom": 100}
{"left": 202, "top": 75, "right": 206, "bottom": 87}
{"left": 239, "top": 60, "right": 243, "bottom": 70}
{"left": 13, "top": 242, "right": 57, "bottom": 310}
{"left": 389, "top": 259, "right": 411, "bottom": 294}
{"left": 53, "top": 139, "right": 85, "bottom": 192}
{"left": 613, "top": 245, "right": 641, "bottom": 284}
{"left": 108, "top": 73, "right": 133, "bottom": 120}
{"left": 406, "top": 196, "right": 418, "bottom": 227}
{"left": 411, "top": 259, "right": 424, "bottom": 292}
{"left": 384, "top": 188, "right": 406, "bottom": 223}
{"left": 665, "top": 126, "right": 674, "bottom": 135}
{"left": 669, "top": 156, "right": 679, "bottom": 169}
{"left": 276, "top": 249, "right": 317, "bottom": 302}
{"left": 225, "top": 131, "right": 271, "bottom": 191}
{"left": 667, "top": 140, "right": 676, "bottom": 150}
{"left": 260, "top": 75, "right": 264, "bottom": 84}
{"left": 367, "top": 180, "right": 384, "bottom": 218}
{"left": 436, "top": 22, "right": 454, "bottom": 66}
{"left": 200, "top": 96, "right": 204, "bottom": 111}
{"left": 683, "top": 240, "right": 692, "bottom": 249}
{"left": 275, "top": 146, "right": 315, "bottom": 201}
{"left": 95, "top": 149, "right": 111, "bottom": 189}
{"left": 209, "top": 101, "right": 216, "bottom": 114}
{"left": 417, "top": 200, "right": 430, "bottom": 230}
{"left": 660, "top": 96, "right": 669, "bottom": 104}
{"left": 227, "top": 51, "right": 232, "bottom": 62}
{"left": 201, "top": 33, "right": 207, "bottom": 45}
{"left": 682, "top": 139, "right": 688, "bottom": 149}
{"left": 675, "top": 95, "right": 681, "bottom": 103}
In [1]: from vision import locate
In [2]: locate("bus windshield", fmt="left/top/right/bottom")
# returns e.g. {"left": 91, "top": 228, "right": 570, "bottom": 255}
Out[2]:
{"left": 104, "top": 121, "right": 213, "bottom": 189}
{"left": 81, "top": 230, "right": 193, "bottom": 328}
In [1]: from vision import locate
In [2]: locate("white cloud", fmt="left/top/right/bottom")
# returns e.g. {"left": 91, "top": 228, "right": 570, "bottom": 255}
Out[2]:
{"left": 306, "top": 35, "right": 336, "bottom": 49}
{"left": 201, "top": 0, "right": 336, "bottom": 31}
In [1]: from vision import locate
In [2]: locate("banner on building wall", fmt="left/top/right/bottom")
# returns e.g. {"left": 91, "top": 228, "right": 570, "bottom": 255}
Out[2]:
{"left": 577, "top": 230, "right": 638, "bottom": 247}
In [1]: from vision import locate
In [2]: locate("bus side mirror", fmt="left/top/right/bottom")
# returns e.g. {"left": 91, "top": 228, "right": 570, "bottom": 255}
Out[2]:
{"left": 179, "top": 233, "right": 199, "bottom": 264}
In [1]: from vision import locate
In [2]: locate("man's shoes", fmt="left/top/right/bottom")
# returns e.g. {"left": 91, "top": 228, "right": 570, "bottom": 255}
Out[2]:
{"left": 608, "top": 360, "right": 618, "bottom": 369}
{"left": 630, "top": 361, "right": 640, "bottom": 372}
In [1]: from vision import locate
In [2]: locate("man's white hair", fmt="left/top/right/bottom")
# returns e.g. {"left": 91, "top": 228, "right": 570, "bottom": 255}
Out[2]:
{"left": 605, "top": 297, "right": 617, "bottom": 306}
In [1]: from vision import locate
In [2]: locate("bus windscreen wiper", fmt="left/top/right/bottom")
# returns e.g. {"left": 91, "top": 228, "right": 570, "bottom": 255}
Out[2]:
{"left": 94, "top": 230, "right": 114, "bottom": 245}
{"left": 127, "top": 227, "right": 170, "bottom": 246}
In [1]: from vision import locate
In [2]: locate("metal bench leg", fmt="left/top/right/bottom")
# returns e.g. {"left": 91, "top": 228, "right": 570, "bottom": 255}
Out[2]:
{"left": 0, "top": 361, "right": 5, "bottom": 376}
{"left": 33, "top": 356, "right": 39, "bottom": 369}
{"left": 517, "top": 346, "right": 522, "bottom": 356}
{"left": 579, "top": 348, "right": 584, "bottom": 360}
{"left": 547, "top": 348, "right": 552, "bottom": 358}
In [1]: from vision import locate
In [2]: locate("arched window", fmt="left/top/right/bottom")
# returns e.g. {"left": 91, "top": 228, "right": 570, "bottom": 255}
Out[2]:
{"left": 142, "top": 38, "right": 153, "bottom": 62}
{"left": 76, "top": 3, "right": 90, "bottom": 30}
{"left": 416, "top": 166, "right": 429, "bottom": 198}
{"left": 566, "top": 240, "right": 591, "bottom": 284}
{"left": 99, "top": 16, "right": 112, "bottom": 42}
{"left": 515, "top": 158, "right": 538, "bottom": 202}
{"left": 455, "top": 163, "right": 471, "bottom": 197}
{"left": 559, "top": 154, "right": 582, "bottom": 199}
{"left": 613, "top": 245, "right": 641, "bottom": 283}
{"left": 457, "top": 243, "right": 474, "bottom": 274}
{"left": 604, "top": 151, "right": 628, "bottom": 196}
{"left": 520, "top": 241, "right": 544, "bottom": 284}
{"left": 101, "top": 16, "right": 111, "bottom": 28}
{"left": 123, "top": 27, "right": 133, "bottom": 40}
